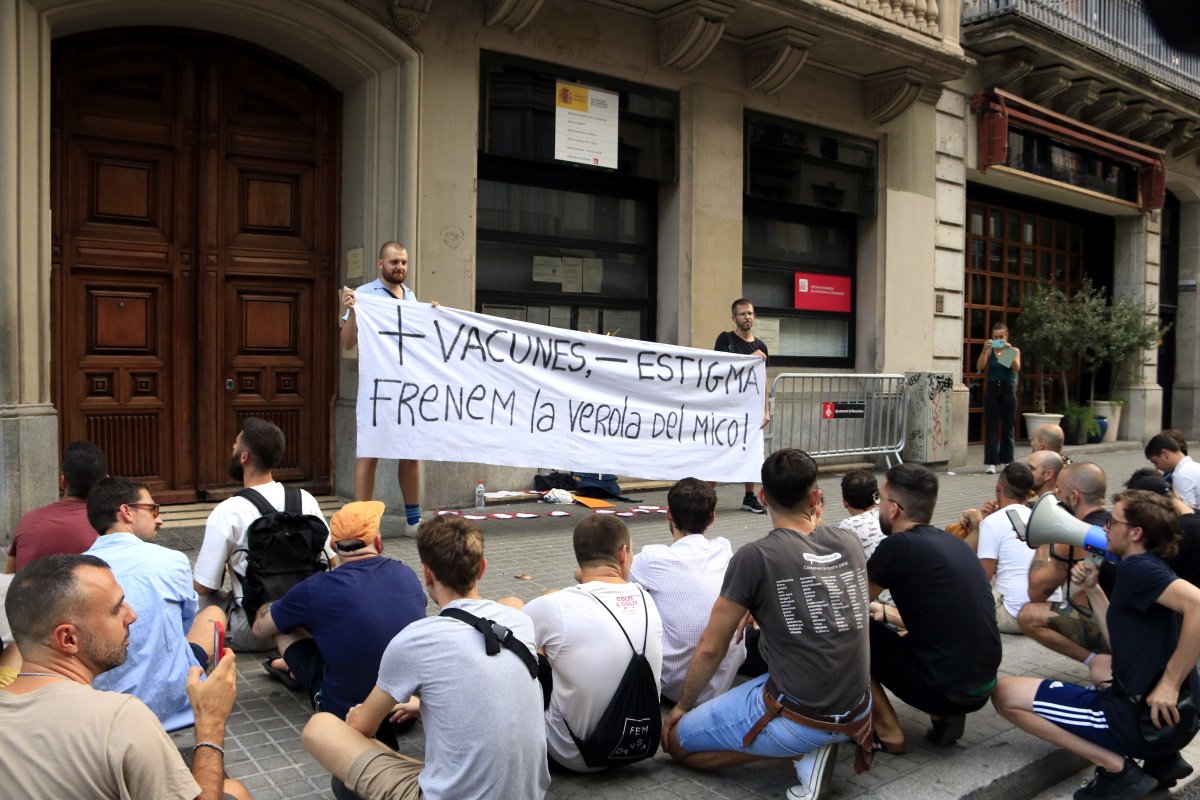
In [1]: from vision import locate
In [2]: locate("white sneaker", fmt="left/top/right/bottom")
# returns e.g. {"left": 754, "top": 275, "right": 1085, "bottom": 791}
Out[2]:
{"left": 787, "top": 744, "right": 838, "bottom": 800}
{"left": 985, "top": 464, "right": 996, "bottom": 474}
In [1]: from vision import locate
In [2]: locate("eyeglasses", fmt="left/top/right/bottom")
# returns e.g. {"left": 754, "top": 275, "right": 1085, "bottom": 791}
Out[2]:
{"left": 888, "top": 498, "right": 905, "bottom": 511}
{"left": 1106, "top": 516, "right": 1129, "bottom": 530}
{"left": 127, "top": 502, "right": 160, "bottom": 518}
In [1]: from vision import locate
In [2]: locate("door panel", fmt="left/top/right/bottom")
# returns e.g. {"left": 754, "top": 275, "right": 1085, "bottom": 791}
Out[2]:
{"left": 53, "top": 30, "right": 338, "bottom": 501}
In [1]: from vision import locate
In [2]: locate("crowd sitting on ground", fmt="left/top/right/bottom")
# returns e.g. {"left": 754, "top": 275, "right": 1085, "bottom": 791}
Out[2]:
{"left": 2, "top": 420, "right": 1200, "bottom": 800}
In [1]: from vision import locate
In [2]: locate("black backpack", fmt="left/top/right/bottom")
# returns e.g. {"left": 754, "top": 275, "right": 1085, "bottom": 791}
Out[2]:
{"left": 565, "top": 589, "right": 661, "bottom": 768}
{"left": 234, "top": 487, "right": 328, "bottom": 623}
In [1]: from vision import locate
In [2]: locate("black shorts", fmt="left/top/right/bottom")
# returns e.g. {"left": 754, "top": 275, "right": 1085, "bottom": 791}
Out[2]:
{"left": 282, "top": 638, "right": 325, "bottom": 710}
{"left": 870, "top": 621, "right": 989, "bottom": 717}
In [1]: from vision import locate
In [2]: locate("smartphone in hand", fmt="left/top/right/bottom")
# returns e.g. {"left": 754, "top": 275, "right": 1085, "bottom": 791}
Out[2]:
{"left": 211, "top": 620, "right": 226, "bottom": 672}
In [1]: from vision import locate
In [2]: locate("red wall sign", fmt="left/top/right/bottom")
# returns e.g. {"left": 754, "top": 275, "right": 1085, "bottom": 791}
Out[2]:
{"left": 794, "top": 272, "right": 852, "bottom": 313}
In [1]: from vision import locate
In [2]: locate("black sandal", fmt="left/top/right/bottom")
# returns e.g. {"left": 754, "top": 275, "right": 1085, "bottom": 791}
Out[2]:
{"left": 262, "top": 657, "right": 300, "bottom": 691}
{"left": 872, "top": 732, "right": 906, "bottom": 755}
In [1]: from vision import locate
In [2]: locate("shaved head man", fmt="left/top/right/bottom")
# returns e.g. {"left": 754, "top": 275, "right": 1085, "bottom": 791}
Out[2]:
{"left": 1027, "top": 451, "right": 1064, "bottom": 497}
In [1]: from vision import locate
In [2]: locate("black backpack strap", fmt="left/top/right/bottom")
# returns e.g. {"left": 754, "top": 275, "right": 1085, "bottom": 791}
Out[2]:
{"left": 283, "top": 486, "right": 301, "bottom": 515}
{"left": 582, "top": 587, "right": 650, "bottom": 656}
{"left": 440, "top": 607, "right": 538, "bottom": 679}
{"left": 236, "top": 487, "right": 278, "bottom": 517}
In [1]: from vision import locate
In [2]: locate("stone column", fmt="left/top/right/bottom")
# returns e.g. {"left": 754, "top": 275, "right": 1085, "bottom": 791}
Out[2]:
{"left": 1171, "top": 199, "right": 1200, "bottom": 437}
{"left": 1112, "top": 213, "right": 1163, "bottom": 442}
{"left": 661, "top": 84, "right": 744, "bottom": 349}
{"left": 0, "top": 1, "right": 59, "bottom": 541}
{"left": 878, "top": 95, "right": 944, "bottom": 459}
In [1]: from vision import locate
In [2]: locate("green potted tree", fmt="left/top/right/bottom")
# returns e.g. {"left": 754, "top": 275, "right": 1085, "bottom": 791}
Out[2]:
{"left": 1013, "top": 285, "right": 1077, "bottom": 438}
{"left": 1083, "top": 291, "right": 1166, "bottom": 442}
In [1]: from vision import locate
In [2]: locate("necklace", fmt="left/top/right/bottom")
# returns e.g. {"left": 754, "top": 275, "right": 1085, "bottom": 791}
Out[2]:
{"left": 16, "top": 671, "right": 70, "bottom": 681}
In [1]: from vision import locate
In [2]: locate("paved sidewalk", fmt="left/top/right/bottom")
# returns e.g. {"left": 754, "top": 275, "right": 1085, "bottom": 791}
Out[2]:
{"left": 157, "top": 443, "right": 1197, "bottom": 800}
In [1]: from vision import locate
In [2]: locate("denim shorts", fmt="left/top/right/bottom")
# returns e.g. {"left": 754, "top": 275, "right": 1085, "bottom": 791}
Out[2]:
{"left": 676, "top": 674, "right": 853, "bottom": 763}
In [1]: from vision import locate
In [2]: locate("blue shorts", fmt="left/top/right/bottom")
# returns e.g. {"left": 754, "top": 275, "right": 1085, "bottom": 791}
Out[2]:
{"left": 1032, "top": 680, "right": 1122, "bottom": 753}
{"left": 676, "top": 674, "right": 855, "bottom": 765}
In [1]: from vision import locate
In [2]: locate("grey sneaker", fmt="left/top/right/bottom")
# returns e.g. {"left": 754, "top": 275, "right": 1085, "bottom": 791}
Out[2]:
{"left": 741, "top": 494, "right": 766, "bottom": 514}
{"left": 787, "top": 744, "right": 838, "bottom": 800}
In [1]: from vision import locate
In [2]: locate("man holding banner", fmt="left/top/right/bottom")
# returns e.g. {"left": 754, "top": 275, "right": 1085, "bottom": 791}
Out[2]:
{"left": 341, "top": 241, "right": 424, "bottom": 529}
{"left": 714, "top": 299, "right": 771, "bottom": 514}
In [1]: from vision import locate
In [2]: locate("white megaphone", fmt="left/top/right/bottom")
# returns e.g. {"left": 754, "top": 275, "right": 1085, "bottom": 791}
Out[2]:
{"left": 1007, "top": 493, "right": 1117, "bottom": 563}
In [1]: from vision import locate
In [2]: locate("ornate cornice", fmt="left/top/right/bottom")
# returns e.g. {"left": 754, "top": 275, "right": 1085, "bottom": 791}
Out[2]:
{"left": 1051, "top": 78, "right": 1101, "bottom": 117}
{"left": 389, "top": 0, "right": 434, "bottom": 35}
{"left": 744, "top": 28, "right": 819, "bottom": 95}
{"left": 658, "top": 0, "right": 735, "bottom": 73}
{"left": 864, "top": 67, "right": 938, "bottom": 124}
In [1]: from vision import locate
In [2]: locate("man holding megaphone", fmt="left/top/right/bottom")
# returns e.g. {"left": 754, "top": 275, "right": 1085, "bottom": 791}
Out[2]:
{"left": 1018, "top": 463, "right": 1114, "bottom": 667}
{"left": 993, "top": 490, "right": 1200, "bottom": 799}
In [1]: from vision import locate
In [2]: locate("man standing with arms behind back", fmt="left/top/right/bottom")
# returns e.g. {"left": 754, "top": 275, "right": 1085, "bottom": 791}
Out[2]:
{"left": 714, "top": 298, "right": 771, "bottom": 514}
{"left": 340, "top": 241, "right": 423, "bottom": 529}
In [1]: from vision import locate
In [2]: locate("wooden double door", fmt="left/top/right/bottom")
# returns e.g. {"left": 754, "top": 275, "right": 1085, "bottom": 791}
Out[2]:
{"left": 51, "top": 30, "right": 339, "bottom": 502}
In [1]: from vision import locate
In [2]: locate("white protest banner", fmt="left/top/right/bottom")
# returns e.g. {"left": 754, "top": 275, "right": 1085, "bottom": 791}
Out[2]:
{"left": 353, "top": 296, "right": 765, "bottom": 483}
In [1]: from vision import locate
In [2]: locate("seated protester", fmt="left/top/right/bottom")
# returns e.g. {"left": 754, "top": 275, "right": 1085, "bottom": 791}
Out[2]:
{"left": 629, "top": 478, "right": 744, "bottom": 706}
{"left": 1146, "top": 430, "right": 1200, "bottom": 509}
{"left": 251, "top": 501, "right": 426, "bottom": 748}
{"left": 1031, "top": 423, "right": 1072, "bottom": 466}
{"left": 85, "top": 477, "right": 228, "bottom": 731}
{"left": 664, "top": 450, "right": 873, "bottom": 800}
{"left": 6, "top": 441, "right": 107, "bottom": 573}
{"left": 1028, "top": 450, "right": 1064, "bottom": 498}
{"left": 868, "top": 463, "right": 1002, "bottom": 753}
{"left": 961, "top": 462, "right": 1054, "bottom": 634}
{"left": 0, "top": 555, "right": 249, "bottom": 799}
{"left": 1019, "top": 463, "right": 1113, "bottom": 666}
{"left": 838, "top": 470, "right": 885, "bottom": 559}
{"left": 993, "top": 490, "right": 1200, "bottom": 798}
{"left": 524, "top": 516, "right": 665, "bottom": 771}
{"left": 302, "top": 517, "right": 549, "bottom": 800}
{"left": 1127, "top": 473, "right": 1200, "bottom": 589}
{"left": 193, "top": 418, "right": 330, "bottom": 652}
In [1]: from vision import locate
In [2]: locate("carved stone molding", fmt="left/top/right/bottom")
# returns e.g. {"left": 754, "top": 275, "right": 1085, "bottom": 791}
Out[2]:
{"left": 1052, "top": 78, "right": 1101, "bottom": 118}
{"left": 744, "top": 28, "right": 819, "bottom": 95}
{"left": 1021, "top": 64, "right": 1073, "bottom": 105}
{"left": 658, "top": 0, "right": 735, "bottom": 73}
{"left": 1157, "top": 119, "right": 1198, "bottom": 154}
{"left": 1129, "top": 110, "right": 1174, "bottom": 144}
{"left": 864, "top": 67, "right": 937, "bottom": 124}
{"left": 1081, "top": 89, "right": 1129, "bottom": 126}
{"left": 389, "top": 0, "right": 434, "bottom": 35}
{"left": 1107, "top": 100, "right": 1153, "bottom": 136}
{"left": 980, "top": 48, "right": 1037, "bottom": 90}
{"left": 484, "top": 0, "right": 546, "bottom": 32}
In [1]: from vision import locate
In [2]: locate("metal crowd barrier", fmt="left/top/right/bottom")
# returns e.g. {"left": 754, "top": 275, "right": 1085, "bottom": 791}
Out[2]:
{"left": 766, "top": 373, "right": 909, "bottom": 467}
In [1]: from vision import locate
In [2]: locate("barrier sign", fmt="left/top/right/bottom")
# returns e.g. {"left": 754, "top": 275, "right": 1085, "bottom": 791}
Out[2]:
{"left": 821, "top": 401, "right": 865, "bottom": 420}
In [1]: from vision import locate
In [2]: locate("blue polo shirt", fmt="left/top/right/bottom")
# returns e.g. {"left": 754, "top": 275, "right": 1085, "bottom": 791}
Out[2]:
{"left": 343, "top": 277, "right": 415, "bottom": 321}
{"left": 87, "top": 532, "right": 202, "bottom": 731}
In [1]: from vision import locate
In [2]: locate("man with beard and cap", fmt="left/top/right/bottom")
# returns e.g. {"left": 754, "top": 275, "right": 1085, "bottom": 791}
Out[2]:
{"left": 1018, "top": 462, "right": 1113, "bottom": 667}
{"left": 0, "top": 554, "right": 248, "bottom": 799}
{"left": 252, "top": 500, "right": 426, "bottom": 748}
{"left": 193, "top": 417, "right": 331, "bottom": 652}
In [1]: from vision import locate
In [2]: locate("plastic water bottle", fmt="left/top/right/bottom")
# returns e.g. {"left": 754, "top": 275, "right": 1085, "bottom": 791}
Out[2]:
{"left": 474, "top": 479, "right": 486, "bottom": 509}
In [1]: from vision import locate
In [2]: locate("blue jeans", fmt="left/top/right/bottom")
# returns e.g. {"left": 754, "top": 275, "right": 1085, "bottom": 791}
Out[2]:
{"left": 676, "top": 674, "right": 854, "bottom": 775}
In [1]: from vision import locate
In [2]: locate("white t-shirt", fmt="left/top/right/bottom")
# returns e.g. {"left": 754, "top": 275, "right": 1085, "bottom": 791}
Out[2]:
{"left": 1172, "top": 455, "right": 1200, "bottom": 509}
{"left": 193, "top": 481, "right": 330, "bottom": 601}
{"left": 377, "top": 598, "right": 549, "bottom": 800}
{"left": 525, "top": 582, "right": 664, "bottom": 772}
{"left": 629, "top": 535, "right": 744, "bottom": 705}
{"left": 977, "top": 503, "right": 1047, "bottom": 617}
